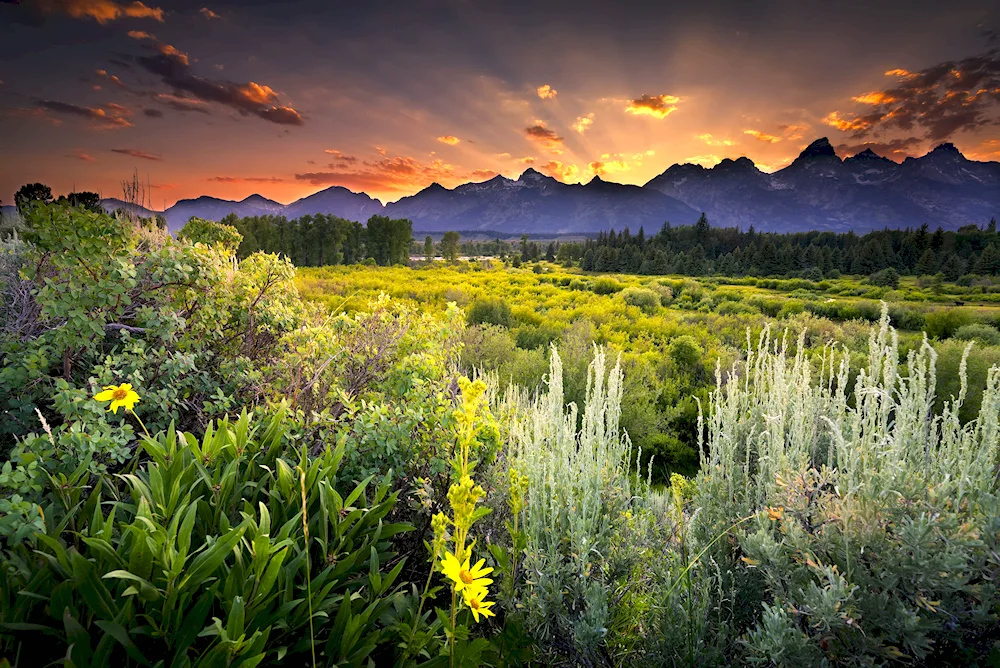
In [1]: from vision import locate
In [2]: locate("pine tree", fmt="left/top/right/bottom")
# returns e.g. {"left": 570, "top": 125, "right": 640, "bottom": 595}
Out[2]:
{"left": 916, "top": 248, "right": 938, "bottom": 275}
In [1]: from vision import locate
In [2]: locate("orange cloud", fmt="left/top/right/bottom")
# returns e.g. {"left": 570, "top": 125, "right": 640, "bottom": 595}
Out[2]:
{"left": 35, "top": 99, "right": 133, "bottom": 129}
{"left": 822, "top": 111, "right": 871, "bottom": 133}
{"left": 625, "top": 94, "right": 680, "bottom": 119}
{"left": 323, "top": 149, "right": 357, "bottom": 162}
{"left": 743, "top": 129, "right": 781, "bottom": 143}
{"left": 199, "top": 7, "right": 220, "bottom": 19}
{"left": 777, "top": 124, "right": 807, "bottom": 140}
{"left": 589, "top": 157, "right": 630, "bottom": 176}
{"left": 697, "top": 133, "right": 736, "bottom": 146}
{"left": 884, "top": 68, "right": 915, "bottom": 78}
{"left": 95, "top": 69, "right": 126, "bottom": 88}
{"left": 67, "top": 150, "right": 95, "bottom": 162}
{"left": 524, "top": 121, "right": 564, "bottom": 152}
{"left": 852, "top": 92, "right": 897, "bottom": 105}
{"left": 469, "top": 169, "right": 497, "bottom": 180}
{"left": 295, "top": 154, "right": 462, "bottom": 198}
{"left": 572, "top": 113, "right": 594, "bottom": 133}
{"left": 541, "top": 160, "right": 579, "bottom": 182}
{"left": 437, "top": 135, "right": 461, "bottom": 145}
{"left": 536, "top": 84, "right": 557, "bottom": 99}
{"left": 37, "top": 0, "right": 164, "bottom": 23}
{"left": 208, "top": 176, "right": 286, "bottom": 183}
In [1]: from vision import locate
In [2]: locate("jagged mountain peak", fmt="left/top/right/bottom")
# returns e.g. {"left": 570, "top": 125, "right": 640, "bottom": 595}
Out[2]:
{"left": 796, "top": 137, "right": 838, "bottom": 160}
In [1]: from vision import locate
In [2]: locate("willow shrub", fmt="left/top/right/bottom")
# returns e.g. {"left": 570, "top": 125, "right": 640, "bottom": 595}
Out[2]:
{"left": 697, "top": 305, "right": 1000, "bottom": 664}
{"left": 0, "top": 408, "right": 413, "bottom": 666}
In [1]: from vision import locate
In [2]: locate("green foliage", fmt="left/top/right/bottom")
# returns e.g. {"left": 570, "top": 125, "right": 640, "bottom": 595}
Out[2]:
{"left": 0, "top": 409, "right": 414, "bottom": 666}
{"left": 620, "top": 286, "right": 660, "bottom": 313}
{"left": 441, "top": 231, "right": 461, "bottom": 262}
{"left": 466, "top": 298, "right": 515, "bottom": 328}
{"left": 0, "top": 203, "right": 307, "bottom": 448}
{"left": 953, "top": 322, "right": 1000, "bottom": 346}
{"left": 177, "top": 216, "right": 244, "bottom": 253}
{"left": 591, "top": 277, "right": 623, "bottom": 295}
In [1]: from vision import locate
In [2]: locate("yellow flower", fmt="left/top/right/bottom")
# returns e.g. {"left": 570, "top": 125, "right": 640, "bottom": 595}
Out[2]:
{"left": 440, "top": 551, "right": 493, "bottom": 596}
{"left": 94, "top": 383, "right": 140, "bottom": 414}
{"left": 766, "top": 506, "right": 784, "bottom": 522}
{"left": 462, "top": 590, "right": 496, "bottom": 623}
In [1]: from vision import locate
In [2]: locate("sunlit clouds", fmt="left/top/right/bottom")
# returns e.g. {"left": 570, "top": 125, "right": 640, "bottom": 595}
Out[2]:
{"left": 541, "top": 160, "right": 579, "bottom": 182}
{"left": 625, "top": 94, "right": 680, "bottom": 119}
{"left": 572, "top": 113, "right": 595, "bottom": 133}
{"left": 743, "top": 130, "right": 781, "bottom": 143}
{"left": 536, "top": 84, "right": 557, "bottom": 99}
{"left": 437, "top": 135, "right": 462, "bottom": 145}
{"left": 34, "top": 0, "right": 164, "bottom": 23}
{"left": 111, "top": 148, "right": 162, "bottom": 161}
{"left": 697, "top": 133, "right": 737, "bottom": 147}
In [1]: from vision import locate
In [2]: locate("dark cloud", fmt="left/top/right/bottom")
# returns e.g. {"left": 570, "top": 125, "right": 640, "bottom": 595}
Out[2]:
{"left": 825, "top": 49, "right": 1000, "bottom": 141}
{"left": 111, "top": 148, "right": 162, "bottom": 160}
{"left": 132, "top": 40, "right": 304, "bottom": 125}
{"left": 524, "top": 122, "right": 564, "bottom": 152}
{"left": 199, "top": 7, "right": 220, "bottom": 19}
{"left": 835, "top": 136, "right": 924, "bottom": 159}
{"left": 35, "top": 99, "right": 132, "bottom": 128}
{"left": 144, "top": 108, "right": 164, "bottom": 117}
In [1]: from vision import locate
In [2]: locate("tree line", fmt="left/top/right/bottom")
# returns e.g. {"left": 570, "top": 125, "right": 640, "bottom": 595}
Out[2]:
{"left": 577, "top": 214, "right": 1000, "bottom": 280}
{"left": 223, "top": 213, "right": 412, "bottom": 267}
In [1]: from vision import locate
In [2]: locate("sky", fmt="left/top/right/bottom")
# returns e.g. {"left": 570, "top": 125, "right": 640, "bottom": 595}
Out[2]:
{"left": 1, "top": 0, "right": 999, "bottom": 208}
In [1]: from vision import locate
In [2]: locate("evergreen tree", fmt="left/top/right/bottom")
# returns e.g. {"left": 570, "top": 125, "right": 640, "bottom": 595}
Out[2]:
{"left": 424, "top": 235, "right": 435, "bottom": 261}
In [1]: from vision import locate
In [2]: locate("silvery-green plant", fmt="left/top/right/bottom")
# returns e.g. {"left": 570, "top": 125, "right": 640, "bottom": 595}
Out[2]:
{"left": 498, "top": 345, "right": 638, "bottom": 658}
{"left": 697, "top": 303, "right": 1000, "bottom": 664}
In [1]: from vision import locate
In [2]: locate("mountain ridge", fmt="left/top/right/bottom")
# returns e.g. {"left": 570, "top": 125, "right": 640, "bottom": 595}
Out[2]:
{"left": 86, "top": 138, "right": 998, "bottom": 234}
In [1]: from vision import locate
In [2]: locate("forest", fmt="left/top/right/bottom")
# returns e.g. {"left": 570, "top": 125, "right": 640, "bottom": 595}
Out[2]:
{"left": 0, "top": 198, "right": 999, "bottom": 667}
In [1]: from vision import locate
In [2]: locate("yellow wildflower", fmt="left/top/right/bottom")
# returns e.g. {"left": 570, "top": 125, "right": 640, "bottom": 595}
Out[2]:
{"left": 462, "top": 590, "right": 496, "bottom": 623}
{"left": 94, "top": 383, "right": 140, "bottom": 414}
{"left": 440, "top": 551, "right": 493, "bottom": 596}
{"left": 766, "top": 506, "right": 784, "bottom": 521}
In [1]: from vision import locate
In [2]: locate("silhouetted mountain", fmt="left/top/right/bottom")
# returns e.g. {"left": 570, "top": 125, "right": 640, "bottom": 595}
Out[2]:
{"left": 282, "top": 185, "right": 384, "bottom": 221}
{"left": 383, "top": 168, "right": 700, "bottom": 233}
{"left": 100, "top": 198, "right": 160, "bottom": 220}
{"left": 69, "top": 138, "right": 1000, "bottom": 236}
{"left": 645, "top": 138, "right": 1000, "bottom": 232}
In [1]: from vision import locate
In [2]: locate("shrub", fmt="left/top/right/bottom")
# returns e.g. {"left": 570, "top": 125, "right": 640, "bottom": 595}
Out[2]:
{"left": 620, "top": 286, "right": 661, "bottom": 314}
{"left": 466, "top": 297, "right": 515, "bottom": 328}
{"left": 924, "top": 308, "right": 974, "bottom": 339}
{"left": 496, "top": 347, "right": 639, "bottom": 662}
{"left": 669, "top": 335, "right": 703, "bottom": 368}
{"left": 697, "top": 306, "right": 1000, "bottom": 664}
{"left": 591, "top": 277, "right": 623, "bottom": 295}
{"left": 954, "top": 323, "right": 1000, "bottom": 345}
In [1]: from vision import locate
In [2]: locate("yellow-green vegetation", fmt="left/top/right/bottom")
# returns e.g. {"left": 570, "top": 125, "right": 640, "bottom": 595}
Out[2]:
{"left": 2, "top": 203, "right": 1000, "bottom": 666}
{"left": 297, "top": 261, "right": 1000, "bottom": 480}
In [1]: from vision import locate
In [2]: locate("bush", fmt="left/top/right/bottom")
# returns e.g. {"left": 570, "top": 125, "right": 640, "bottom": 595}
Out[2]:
{"left": 669, "top": 335, "right": 703, "bottom": 368}
{"left": 466, "top": 297, "right": 515, "bottom": 328}
{"left": 620, "top": 286, "right": 661, "bottom": 314}
{"left": 924, "top": 308, "right": 974, "bottom": 339}
{"left": 591, "top": 277, "right": 623, "bottom": 295}
{"left": 954, "top": 323, "right": 1000, "bottom": 345}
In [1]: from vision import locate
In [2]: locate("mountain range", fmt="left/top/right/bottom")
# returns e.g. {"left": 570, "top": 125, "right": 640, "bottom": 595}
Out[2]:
{"left": 87, "top": 137, "right": 999, "bottom": 234}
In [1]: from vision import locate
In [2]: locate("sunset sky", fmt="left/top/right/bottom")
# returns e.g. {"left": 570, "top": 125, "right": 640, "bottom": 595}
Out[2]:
{"left": 1, "top": 0, "right": 999, "bottom": 208}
